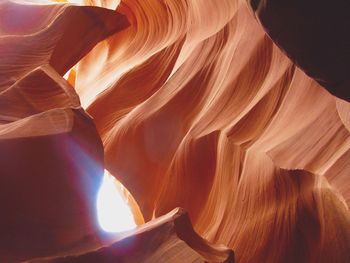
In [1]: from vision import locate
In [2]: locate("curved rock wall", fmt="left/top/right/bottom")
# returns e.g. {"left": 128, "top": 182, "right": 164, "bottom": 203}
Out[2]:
{"left": 1, "top": 0, "right": 349, "bottom": 262}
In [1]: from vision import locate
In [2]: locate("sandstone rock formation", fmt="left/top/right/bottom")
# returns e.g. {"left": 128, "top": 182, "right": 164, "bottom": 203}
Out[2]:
{"left": 0, "top": 64, "right": 105, "bottom": 262}
{"left": 35, "top": 208, "right": 234, "bottom": 263}
{"left": 0, "top": 0, "right": 349, "bottom": 262}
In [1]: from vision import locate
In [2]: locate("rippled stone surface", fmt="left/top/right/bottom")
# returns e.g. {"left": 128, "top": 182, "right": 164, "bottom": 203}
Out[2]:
{"left": 1, "top": 0, "right": 349, "bottom": 262}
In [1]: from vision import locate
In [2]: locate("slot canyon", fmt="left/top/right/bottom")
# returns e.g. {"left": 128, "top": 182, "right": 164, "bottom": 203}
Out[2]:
{"left": 0, "top": 0, "right": 349, "bottom": 262}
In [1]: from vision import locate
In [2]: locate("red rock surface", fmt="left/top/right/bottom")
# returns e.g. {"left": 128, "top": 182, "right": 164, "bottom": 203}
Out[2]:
{"left": 35, "top": 208, "right": 234, "bottom": 263}
{"left": 0, "top": 2, "right": 127, "bottom": 261}
{"left": 0, "top": 65, "right": 105, "bottom": 262}
{"left": 1, "top": 0, "right": 349, "bottom": 262}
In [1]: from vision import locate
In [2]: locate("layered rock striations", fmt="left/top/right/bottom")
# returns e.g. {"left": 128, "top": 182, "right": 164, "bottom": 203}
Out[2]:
{"left": 0, "top": 0, "right": 349, "bottom": 262}
{"left": 0, "top": 1, "right": 127, "bottom": 261}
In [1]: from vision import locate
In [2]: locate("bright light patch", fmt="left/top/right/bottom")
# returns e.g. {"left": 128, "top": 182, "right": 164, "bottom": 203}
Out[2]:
{"left": 63, "top": 70, "right": 70, "bottom": 80}
{"left": 65, "top": 0, "right": 84, "bottom": 4}
{"left": 97, "top": 170, "right": 136, "bottom": 233}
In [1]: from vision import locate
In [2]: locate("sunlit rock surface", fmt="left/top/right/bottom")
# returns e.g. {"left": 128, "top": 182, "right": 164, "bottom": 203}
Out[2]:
{"left": 35, "top": 208, "right": 234, "bottom": 263}
{"left": 0, "top": 1, "right": 127, "bottom": 261}
{"left": 0, "top": 0, "right": 349, "bottom": 262}
{"left": 0, "top": 64, "right": 105, "bottom": 262}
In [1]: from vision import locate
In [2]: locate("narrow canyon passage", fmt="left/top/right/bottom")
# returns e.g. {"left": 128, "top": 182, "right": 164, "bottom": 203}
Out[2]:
{"left": 0, "top": 0, "right": 349, "bottom": 262}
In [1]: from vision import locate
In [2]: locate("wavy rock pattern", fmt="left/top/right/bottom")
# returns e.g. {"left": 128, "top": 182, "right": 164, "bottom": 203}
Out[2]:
{"left": 76, "top": 0, "right": 350, "bottom": 262}
{"left": 0, "top": 65, "right": 105, "bottom": 262}
{"left": 0, "top": 1, "right": 127, "bottom": 261}
{"left": 1, "top": 0, "right": 349, "bottom": 262}
{"left": 37, "top": 208, "right": 234, "bottom": 263}
{"left": 0, "top": 1, "right": 128, "bottom": 91}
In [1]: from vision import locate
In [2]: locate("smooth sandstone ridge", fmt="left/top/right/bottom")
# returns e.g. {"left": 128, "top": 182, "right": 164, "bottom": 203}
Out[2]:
{"left": 1, "top": 0, "right": 349, "bottom": 262}
{"left": 35, "top": 208, "right": 235, "bottom": 263}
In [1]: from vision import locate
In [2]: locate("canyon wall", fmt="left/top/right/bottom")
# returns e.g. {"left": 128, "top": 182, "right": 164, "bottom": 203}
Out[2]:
{"left": 1, "top": 0, "right": 349, "bottom": 262}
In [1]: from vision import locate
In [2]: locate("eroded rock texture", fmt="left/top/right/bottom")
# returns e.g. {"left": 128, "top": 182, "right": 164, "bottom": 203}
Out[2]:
{"left": 0, "top": 0, "right": 349, "bottom": 262}
{"left": 37, "top": 209, "right": 234, "bottom": 263}
{"left": 0, "top": 65, "right": 105, "bottom": 262}
{"left": 0, "top": 1, "right": 127, "bottom": 261}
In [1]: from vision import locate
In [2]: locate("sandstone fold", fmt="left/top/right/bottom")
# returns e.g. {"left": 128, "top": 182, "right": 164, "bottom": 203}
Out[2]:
{"left": 75, "top": 1, "right": 350, "bottom": 262}
{"left": 0, "top": 3, "right": 131, "bottom": 260}
{"left": 0, "top": 0, "right": 129, "bottom": 91}
{"left": 36, "top": 208, "right": 235, "bottom": 263}
{"left": 1, "top": 0, "right": 350, "bottom": 262}
{"left": 0, "top": 65, "right": 105, "bottom": 262}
